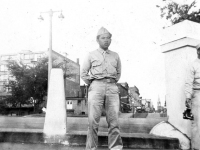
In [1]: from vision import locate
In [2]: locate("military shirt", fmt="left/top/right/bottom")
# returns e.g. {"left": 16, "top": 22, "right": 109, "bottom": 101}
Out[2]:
{"left": 81, "top": 48, "right": 121, "bottom": 85}
{"left": 185, "top": 58, "right": 200, "bottom": 99}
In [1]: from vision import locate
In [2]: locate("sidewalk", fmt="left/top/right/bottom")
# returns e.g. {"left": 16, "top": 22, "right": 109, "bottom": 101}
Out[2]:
{"left": 0, "top": 143, "right": 178, "bottom": 150}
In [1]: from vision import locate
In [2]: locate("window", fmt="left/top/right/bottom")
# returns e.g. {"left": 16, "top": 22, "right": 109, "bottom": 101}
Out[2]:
{"left": 24, "top": 54, "right": 30, "bottom": 59}
{"left": 67, "top": 100, "right": 73, "bottom": 110}
{"left": 0, "top": 65, "right": 8, "bottom": 71}
{"left": 0, "top": 75, "right": 8, "bottom": 81}
{"left": 37, "top": 54, "right": 42, "bottom": 58}
{"left": 1, "top": 56, "right": 9, "bottom": 60}
{"left": 34, "top": 54, "right": 43, "bottom": 61}
{"left": 8, "top": 75, "right": 14, "bottom": 80}
{"left": 4, "top": 86, "right": 10, "bottom": 92}
{"left": 20, "top": 54, "right": 24, "bottom": 60}
{"left": 30, "top": 54, "right": 34, "bottom": 60}
{"left": 1, "top": 55, "right": 16, "bottom": 60}
{"left": 67, "top": 101, "right": 73, "bottom": 104}
{"left": 0, "top": 85, "right": 4, "bottom": 92}
{"left": 8, "top": 55, "right": 16, "bottom": 60}
{"left": 77, "top": 100, "right": 81, "bottom": 105}
{"left": 9, "top": 56, "right": 14, "bottom": 60}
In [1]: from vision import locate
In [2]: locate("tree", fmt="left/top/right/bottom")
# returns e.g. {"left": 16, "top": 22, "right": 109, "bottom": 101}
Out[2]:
{"left": 157, "top": 0, "right": 200, "bottom": 26}
{"left": 5, "top": 58, "right": 48, "bottom": 108}
{"left": 5, "top": 56, "right": 75, "bottom": 108}
{"left": 0, "top": 98, "right": 7, "bottom": 114}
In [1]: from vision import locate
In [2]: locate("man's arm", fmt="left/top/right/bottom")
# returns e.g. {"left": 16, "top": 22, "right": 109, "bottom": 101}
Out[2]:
{"left": 81, "top": 53, "right": 91, "bottom": 85}
{"left": 185, "top": 64, "right": 195, "bottom": 108}
{"left": 185, "top": 64, "right": 195, "bottom": 99}
{"left": 115, "top": 54, "right": 121, "bottom": 82}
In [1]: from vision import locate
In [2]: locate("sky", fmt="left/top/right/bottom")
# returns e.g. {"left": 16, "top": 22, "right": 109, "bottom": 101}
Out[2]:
{"left": 0, "top": 0, "right": 172, "bottom": 107}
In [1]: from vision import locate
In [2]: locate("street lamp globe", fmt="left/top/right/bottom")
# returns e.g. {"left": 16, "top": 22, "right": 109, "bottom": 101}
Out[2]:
{"left": 38, "top": 15, "right": 44, "bottom": 21}
{"left": 58, "top": 12, "right": 64, "bottom": 20}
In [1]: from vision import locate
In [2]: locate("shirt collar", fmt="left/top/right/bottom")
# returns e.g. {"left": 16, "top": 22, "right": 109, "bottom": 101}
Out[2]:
{"left": 98, "top": 48, "right": 110, "bottom": 54}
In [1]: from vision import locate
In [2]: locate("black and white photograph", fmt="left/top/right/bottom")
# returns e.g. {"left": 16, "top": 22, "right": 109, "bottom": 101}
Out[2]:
{"left": 0, "top": 0, "right": 200, "bottom": 149}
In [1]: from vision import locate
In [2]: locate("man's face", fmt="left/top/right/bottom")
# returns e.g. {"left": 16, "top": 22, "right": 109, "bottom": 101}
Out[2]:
{"left": 97, "top": 33, "right": 111, "bottom": 50}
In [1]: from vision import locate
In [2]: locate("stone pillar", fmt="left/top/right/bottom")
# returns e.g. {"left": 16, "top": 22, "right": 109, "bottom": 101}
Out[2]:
{"left": 43, "top": 68, "right": 67, "bottom": 143}
{"left": 161, "top": 20, "right": 200, "bottom": 137}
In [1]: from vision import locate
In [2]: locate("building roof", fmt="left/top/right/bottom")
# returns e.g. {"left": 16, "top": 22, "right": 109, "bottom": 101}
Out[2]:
{"left": 0, "top": 50, "right": 45, "bottom": 56}
{"left": 117, "top": 82, "right": 129, "bottom": 90}
{"left": 129, "top": 86, "right": 140, "bottom": 95}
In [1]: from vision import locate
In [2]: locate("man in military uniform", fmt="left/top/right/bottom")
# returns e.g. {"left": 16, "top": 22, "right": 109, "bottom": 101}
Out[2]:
{"left": 81, "top": 27, "right": 123, "bottom": 150}
{"left": 185, "top": 44, "right": 200, "bottom": 150}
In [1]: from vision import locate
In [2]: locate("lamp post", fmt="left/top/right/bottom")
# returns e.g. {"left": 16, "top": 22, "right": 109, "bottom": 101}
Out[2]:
{"left": 38, "top": 9, "right": 64, "bottom": 88}
{"left": 31, "top": 60, "right": 37, "bottom": 113}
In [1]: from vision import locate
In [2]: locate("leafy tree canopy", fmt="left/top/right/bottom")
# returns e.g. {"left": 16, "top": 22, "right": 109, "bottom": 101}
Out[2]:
{"left": 157, "top": 0, "right": 200, "bottom": 26}
{"left": 5, "top": 56, "right": 76, "bottom": 108}
{"left": 5, "top": 58, "right": 48, "bottom": 107}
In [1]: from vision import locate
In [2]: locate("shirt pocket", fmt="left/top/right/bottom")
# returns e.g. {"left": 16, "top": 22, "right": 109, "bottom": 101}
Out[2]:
{"left": 110, "top": 60, "right": 117, "bottom": 68}
{"left": 91, "top": 60, "right": 102, "bottom": 74}
{"left": 107, "top": 59, "right": 117, "bottom": 75}
{"left": 92, "top": 60, "right": 101, "bottom": 67}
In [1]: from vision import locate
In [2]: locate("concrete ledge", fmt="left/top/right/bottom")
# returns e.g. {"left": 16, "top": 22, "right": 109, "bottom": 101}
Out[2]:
{"left": 133, "top": 113, "right": 148, "bottom": 118}
{"left": 0, "top": 116, "right": 168, "bottom": 134}
{"left": 161, "top": 37, "right": 200, "bottom": 53}
{"left": 0, "top": 128, "right": 43, "bottom": 133}
{"left": 0, "top": 116, "right": 176, "bottom": 149}
{"left": 0, "top": 131, "right": 179, "bottom": 149}
{"left": 161, "top": 20, "right": 200, "bottom": 45}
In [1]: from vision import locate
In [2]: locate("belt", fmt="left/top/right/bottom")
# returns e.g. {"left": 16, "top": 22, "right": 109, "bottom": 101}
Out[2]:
{"left": 92, "top": 78, "right": 116, "bottom": 83}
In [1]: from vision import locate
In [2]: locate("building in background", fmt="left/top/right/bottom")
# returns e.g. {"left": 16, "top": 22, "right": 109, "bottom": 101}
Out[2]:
{"left": 157, "top": 96, "right": 161, "bottom": 112}
{"left": 0, "top": 50, "right": 46, "bottom": 100}
{"left": 117, "top": 82, "right": 131, "bottom": 113}
{"left": 129, "top": 86, "right": 155, "bottom": 113}
{"left": 67, "top": 83, "right": 133, "bottom": 115}
{"left": 0, "top": 50, "right": 80, "bottom": 103}
{"left": 129, "top": 86, "right": 141, "bottom": 106}
{"left": 51, "top": 50, "right": 80, "bottom": 98}
{"left": 65, "top": 85, "right": 88, "bottom": 115}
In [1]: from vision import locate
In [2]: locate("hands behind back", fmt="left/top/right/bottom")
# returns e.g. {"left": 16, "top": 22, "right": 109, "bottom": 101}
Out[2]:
{"left": 185, "top": 98, "right": 192, "bottom": 109}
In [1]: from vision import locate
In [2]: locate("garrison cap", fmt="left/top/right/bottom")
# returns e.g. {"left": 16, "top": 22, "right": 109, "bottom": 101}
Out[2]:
{"left": 196, "top": 43, "right": 200, "bottom": 50}
{"left": 97, "top": 27, "right": 112, "bottom": 38}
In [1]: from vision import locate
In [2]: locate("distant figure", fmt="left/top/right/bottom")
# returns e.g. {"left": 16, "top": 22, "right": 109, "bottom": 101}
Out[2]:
{"left": 185, "top": 43, "right": 200, "bottom": 150}
{"left": 81, "top": 27, "right": 123, "bottom": 150}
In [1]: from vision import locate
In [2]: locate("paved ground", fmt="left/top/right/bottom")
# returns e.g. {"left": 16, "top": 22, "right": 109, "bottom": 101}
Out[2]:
{"left": 0, "top": 143, "right": 177, "bottom": 150}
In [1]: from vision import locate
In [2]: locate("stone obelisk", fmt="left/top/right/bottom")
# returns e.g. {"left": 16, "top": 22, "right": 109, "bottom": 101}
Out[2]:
{"left": 43, "top": 68, "right": 67, "bottom": 143}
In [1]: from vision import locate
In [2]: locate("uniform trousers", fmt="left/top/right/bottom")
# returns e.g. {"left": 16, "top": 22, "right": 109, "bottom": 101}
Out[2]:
{"left": 191, "top": 90, "right": 200, "bottom": 150}
{"left": 85, "top": 80, "right": 123, "bottom": 150}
